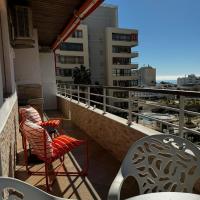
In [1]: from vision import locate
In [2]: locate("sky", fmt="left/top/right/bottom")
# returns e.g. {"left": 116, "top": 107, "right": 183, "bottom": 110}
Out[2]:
{"left": 105, "top": 0, "right": 200, "bottom": 80}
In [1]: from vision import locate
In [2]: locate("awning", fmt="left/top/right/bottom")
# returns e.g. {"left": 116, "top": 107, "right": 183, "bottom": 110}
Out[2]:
{"left": 52, "top": 0, "right": 103, "bottom": 50}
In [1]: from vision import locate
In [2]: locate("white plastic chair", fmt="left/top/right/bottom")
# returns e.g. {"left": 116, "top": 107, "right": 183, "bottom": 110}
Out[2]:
{"left": 0, "top": 177, "right": 70, "bottom": 200}
{"left": 108, "top": 134, "right": 200, "bottom": 200}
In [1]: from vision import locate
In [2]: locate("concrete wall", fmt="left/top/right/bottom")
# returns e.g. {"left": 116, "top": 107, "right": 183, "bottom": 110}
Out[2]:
{"left": 40, "top": 52, "right": 57, "bottom": 110}
{"left": 14, "top": 29, "right": 42, "bottom": 85}
{"left": 57, "top": 95, "right": 160, "bottom": 161}
{"left": 82, "top": 5, "right": 118, "bottom": 85}
{"left": 0, "top": 92, "right": 19, "bottom": 177}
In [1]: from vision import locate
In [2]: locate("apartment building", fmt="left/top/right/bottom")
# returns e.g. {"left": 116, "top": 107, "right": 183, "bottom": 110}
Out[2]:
{"left": 137, "top": 65, "right": 156, "bottom": 87}
{"left": 55, "top": 4, "right": 139, "bottom": 90}
{"left": 177, "top": 74, "right": 200, "bottom": 86}
{"left": 105, "top": 27, "right": 138, "bottom": 109}
{"left": 177, "top": 74, "right": 200, "bottom": 91}
{"left": 55, "top": 24, "right": 89, "bottom": 84}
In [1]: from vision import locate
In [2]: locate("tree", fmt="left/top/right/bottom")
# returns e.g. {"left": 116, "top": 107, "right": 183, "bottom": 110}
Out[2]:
{"left": 72, "top": 65, "right": 91, "bottom": 84}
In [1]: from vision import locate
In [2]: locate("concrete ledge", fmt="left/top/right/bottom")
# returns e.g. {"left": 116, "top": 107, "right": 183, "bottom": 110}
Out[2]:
{"left": 0, "top": 91, "right": 17, "bottom": 133}
{"left": 57, "top": 95, "right": 161, "bottom": 161}
{"left": 0, "top": 92, "right": 19, "bottom": 177}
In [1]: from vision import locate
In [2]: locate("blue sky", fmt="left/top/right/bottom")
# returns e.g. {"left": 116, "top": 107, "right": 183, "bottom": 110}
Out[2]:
{"left": 105, "top": 0, "right": 200, "bottom": 80}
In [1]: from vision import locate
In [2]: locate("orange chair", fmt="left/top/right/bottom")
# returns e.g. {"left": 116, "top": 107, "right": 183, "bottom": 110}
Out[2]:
{"left": 20, "top": 119, "right": 88, "bottom": 191}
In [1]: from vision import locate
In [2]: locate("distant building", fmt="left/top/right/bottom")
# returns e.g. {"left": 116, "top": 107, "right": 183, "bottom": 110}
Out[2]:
{"left": 137, "top": 65, "right": 156, "bottom": 87}
{"left": 177, "top": 74, "right": 200, "bottom": 91}
{"left": 177, "top": 74, "right": 200, "bottom": 86}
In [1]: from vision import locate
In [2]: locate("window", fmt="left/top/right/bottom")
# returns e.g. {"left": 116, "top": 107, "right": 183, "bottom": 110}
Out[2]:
{"left": 113, "top": 80, "right": 138, "bottom": 87}
{"left": 60, "top": 42, "right": 83, "bottom": 51}
{"left": 113, "top": 91, "right": 128, "bottom": 98}
{"left": 55, "top": 68, "right": 60, "bottom": 76}
{"left": 112, "top": 69, "right": 131, "bottom": 76}
{"left": 15, "top": 6, "right": 32, "bottom": 38}
{"left": 112, "top": 46, "right": 131, "bottom": 53}
{"left": 113, "top": 57, "right": 131, "bottom": 65}
{"left": 56, "top": 68, "right": 73, "bottom": 77}
{"left": 71, "top": 30, "right": 83, "bottom": 38}
{"left": 112, "top": 33, "right": 137, "bottom": 42}
{"left": 57, "top": 55, "right": 84, "bottom": 64}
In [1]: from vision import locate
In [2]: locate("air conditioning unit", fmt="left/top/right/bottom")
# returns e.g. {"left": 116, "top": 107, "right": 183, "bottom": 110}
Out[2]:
{"left": 14, "top": 6, "right": 33, "bottom": 40}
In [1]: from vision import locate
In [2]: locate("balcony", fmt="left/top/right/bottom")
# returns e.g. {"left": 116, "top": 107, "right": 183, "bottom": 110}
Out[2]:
{"left": 3, "top": 83, "right": 200, "bottom": 199}
{"left": 112, "top": 51, "right": 139, "bottom": 58}
{"left": 57, "top": 84, "right": 200, "bottom": 144}
{"left": 1, "top": 0, "right": 200, "bottom": 198}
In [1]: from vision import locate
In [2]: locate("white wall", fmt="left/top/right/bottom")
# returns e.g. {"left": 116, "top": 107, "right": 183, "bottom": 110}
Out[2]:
{"left": 14, "top": 29, "right": 42, "bottom": 85}
{"left": 40, "top": 52, "right": 57, "bottom": 110}
{"left": 0, "top": 0, "right": 16, "bottom": 95}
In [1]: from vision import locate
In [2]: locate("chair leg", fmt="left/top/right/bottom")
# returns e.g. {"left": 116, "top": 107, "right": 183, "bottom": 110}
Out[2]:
{"left": 23, "top": 137, "right": 31, "bottom": 175}
{"left": 45, "top": 162, "right": 50, "bottom": 191}
{"left": 82, "top": 141, "right": 89, "bottom": 175}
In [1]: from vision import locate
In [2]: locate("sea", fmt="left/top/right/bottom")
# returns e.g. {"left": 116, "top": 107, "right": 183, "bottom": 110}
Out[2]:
{"left": 157, "top": 80, "right": 177, "bottom": 84}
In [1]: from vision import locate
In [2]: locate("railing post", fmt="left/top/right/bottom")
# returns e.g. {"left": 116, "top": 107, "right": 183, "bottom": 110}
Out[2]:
{"left": 128, "top": 91, "right": 132, "bottom": 126}
{"left": 77, "top": 85, "right": 80, "bottom": 103}
{"left": 179, "top": 95, "right": 185, "bottom": 137}
{"left": 64, "top": 85, "right": 67, "bottom": 97}
{"left": 103, "top": 88, "right": 106, "bottom": 114}
{"left": 70, "top": 85, "right": 72, "bottom": 100}
{"left": 87, "top": 86, "right": 90, "bottom": 107}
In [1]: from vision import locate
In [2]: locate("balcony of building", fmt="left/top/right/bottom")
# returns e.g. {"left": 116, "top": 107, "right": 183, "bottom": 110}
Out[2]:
{"left": 1, "top": 0, "right": 200, "bottom": 199}
{"left": 110, "top": 31, "right": 138, "bottom": 47}
{"left": 2, "top": 81, "right": 200, "bottom": 199}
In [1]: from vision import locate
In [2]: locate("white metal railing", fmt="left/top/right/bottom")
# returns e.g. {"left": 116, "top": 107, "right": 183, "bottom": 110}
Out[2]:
{"left": 57, "top": 84, "right": 200, "bottom": 142}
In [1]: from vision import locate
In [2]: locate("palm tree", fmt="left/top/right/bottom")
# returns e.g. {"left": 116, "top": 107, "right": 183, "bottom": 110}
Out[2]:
{"left": 73, "top": 65, "right": 91, "bottom": 84}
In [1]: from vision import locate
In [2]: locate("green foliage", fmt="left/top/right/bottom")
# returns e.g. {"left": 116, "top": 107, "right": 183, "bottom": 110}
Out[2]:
{"left": 72, "top": 65, "right": 91, "bottom": 85}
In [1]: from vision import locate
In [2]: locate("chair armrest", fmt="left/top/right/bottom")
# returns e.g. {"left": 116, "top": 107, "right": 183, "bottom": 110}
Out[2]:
{"left": 108, "top": 170, "right": 124, "bottom": 200}
{"left": 40, "top": 119, "right": 62, "bottom": 127}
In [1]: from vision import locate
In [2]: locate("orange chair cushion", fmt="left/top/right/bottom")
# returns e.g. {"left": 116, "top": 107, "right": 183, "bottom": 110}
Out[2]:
{"left": 51, "top": 135, "right": 84, "bottom": 159}
{"left": 39, "top": 120, "right": 61, "bottom": 128}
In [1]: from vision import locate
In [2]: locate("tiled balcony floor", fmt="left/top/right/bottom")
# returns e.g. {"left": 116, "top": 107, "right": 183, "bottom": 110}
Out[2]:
{"left": 15, "top": 110, "right": 120, "bottom": 200}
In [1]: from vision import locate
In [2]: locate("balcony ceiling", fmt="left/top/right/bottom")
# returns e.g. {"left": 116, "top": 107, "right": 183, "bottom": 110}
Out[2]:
{"left": 31, "top": 0, "right": 84, "bottom": 47}
{"left": 8, "top": 0, "right": 103, "bottom": 49}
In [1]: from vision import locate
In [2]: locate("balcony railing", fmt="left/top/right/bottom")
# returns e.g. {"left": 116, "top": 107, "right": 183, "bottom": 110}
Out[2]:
{"left": 57, "top": 84, "right": 200, "bottom": 144}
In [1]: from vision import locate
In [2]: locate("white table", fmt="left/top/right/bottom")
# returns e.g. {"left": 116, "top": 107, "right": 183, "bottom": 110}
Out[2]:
{"left": 126, "top": 192, "right": 200, "bottom": 200}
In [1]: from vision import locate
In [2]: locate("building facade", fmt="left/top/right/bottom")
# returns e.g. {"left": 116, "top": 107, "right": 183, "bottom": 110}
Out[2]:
{"left": 55, "top": 5, "right": 139, "bottom": 88}
{"left": 177, "top": 74, "right": 200, "bottom": 86}
{"left": 137, "top": 65, "right": 156, "bottom": 87}
{"left": 106, "top": 27, "right": 138, "bottom": 109}
{"left": 55, "top": 24, "right": 89, "bottom": 84}
{"left": 177, "top": 74, "right": 200, "bottom": 91}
